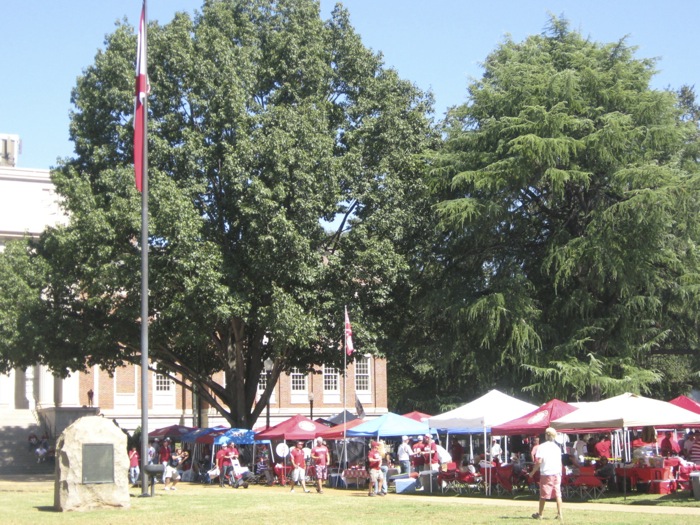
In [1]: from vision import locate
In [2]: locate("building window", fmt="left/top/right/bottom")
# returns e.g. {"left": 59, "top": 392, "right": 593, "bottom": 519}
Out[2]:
{"left": 290, "top": 367, "right": 308, "bottom": 404}
{"left": 291, "top": 367, "right": 307, "bottom": 392}
{"left": 155, "top": 373, "right": 172, "bottom": 392}
{"left": 323, "top": 366, "right": 339, "bottom": 392}
{"left": 355, "top": 357, "right": 370, "bottom": 391}
{"left": 258, "top": 370, "right": 276, "bottom": 403}
{"left": 323, "top": 365, "right": 340, "bottom": 404}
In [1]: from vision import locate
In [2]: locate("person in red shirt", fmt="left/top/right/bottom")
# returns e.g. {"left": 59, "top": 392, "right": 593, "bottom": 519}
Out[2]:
{"left": 157, "top": 437, "right": 172, "bottom": 484}
{"left": 215, "top": 445, "right": 231, "bottom": 487}
{"left": 660, "top": 431, "right": 681, "bottom": 457}
{"left": 412, "top": 438, "right": 425, "bottom": 472}
{"left": 367, "top": 441, "right": 384, "bottom": 496}
{"left": 593, "top": 434, "right": 611, "bottom": 459}
{"left": 422, "top": 435, "right": 439, "bottom": 470}
{"left": 128, "top": 447, "right": 140, "bottom": 486}
{"left": 290, "top": 441, "right": 310, "bottom": 493}
{"left": 311, "top": 437, "right": 329, "bottom": 494}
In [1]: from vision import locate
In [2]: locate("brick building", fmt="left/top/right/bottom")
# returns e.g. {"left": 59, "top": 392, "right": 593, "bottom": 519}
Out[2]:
{"left": 0, "top": 135, "right": 388, "bottom": 433}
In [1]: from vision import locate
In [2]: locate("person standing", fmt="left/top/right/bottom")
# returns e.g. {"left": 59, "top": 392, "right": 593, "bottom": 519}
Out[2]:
{"left": 690, "top": 434, "right": 700, "bottom": 465}
{"left": 397, "top": 435, "right": 412, "bottom": 474}
{"left": 490, "top": 437, "right": 503, "bottom": 464}
{"left": 159, "top": 438, "right": 172, "bottom": 484}
{"left": 530, "top": 436, "right": 540, "bottom": 463}
{"left": 215, "top": 445, "right": 230, "bottom": 487}
{"left": 573, "top": 435, "right": 587, "bottom": 464}
{"left": 593, "top": 433, "right": 611, "bottom": 459}
{"left": 367, "top": 441, "right": 385, "bottom": 497}
{"left": 290, "top": 441, "right": 311, "bottom": 493}
{"left": 423, "top": 435, "right": 439, "bottom": 471}
{"left": 128, "top": 447, "right": 140, "bottom": 486}
{"left": 311, "top": 437, "right": 329, "bottom": 493}
{"left": 529, "top": 427, "right": 563, "bottom": 521}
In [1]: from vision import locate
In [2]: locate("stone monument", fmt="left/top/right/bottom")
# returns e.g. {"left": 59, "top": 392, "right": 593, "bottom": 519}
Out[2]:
{"left": 54, "top": 415, "right": 130, "bottom": 511}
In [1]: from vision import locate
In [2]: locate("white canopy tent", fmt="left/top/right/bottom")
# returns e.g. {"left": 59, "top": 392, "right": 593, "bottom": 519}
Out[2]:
{"left": 428, "top": 389, "right": 538, "bottom": 432}
{"left": 550, "top": 392, "right": 700, "bottom": 430}
{"left": 428, "top": 390, "right": 537, "bottom": 494}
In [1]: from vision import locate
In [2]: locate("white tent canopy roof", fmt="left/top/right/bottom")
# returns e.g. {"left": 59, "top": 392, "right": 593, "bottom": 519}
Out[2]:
{"left": 428, "top": 389, "right": 538, "bottom": 432}
{"left": 550, "top": 392, "right": 700, "bottom": 430}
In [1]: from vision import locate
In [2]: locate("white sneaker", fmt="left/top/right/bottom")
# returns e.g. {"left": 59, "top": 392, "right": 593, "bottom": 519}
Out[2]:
{"left": 164, "top": 487, "right": 170, "bottom": 491}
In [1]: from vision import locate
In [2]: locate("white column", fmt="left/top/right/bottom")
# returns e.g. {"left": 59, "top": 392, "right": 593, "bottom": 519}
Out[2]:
{"left": 0, "top": 370, "right": 15, "bottom": 408}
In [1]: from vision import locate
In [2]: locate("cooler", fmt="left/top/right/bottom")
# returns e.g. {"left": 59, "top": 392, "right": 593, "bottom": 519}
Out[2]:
{"left": 395, "top": 478, "right": 417, "bottom": 494}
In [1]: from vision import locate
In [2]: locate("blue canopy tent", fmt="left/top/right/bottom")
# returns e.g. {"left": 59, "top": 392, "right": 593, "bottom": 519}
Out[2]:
{"left": 346, "top": 412, "right": 433, "bottom": 438}
{"left": 212, "top": 428, "right": 272, "bottom": 474}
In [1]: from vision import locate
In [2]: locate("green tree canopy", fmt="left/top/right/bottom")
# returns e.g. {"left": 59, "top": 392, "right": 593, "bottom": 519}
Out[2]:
{"left": 0, "top": 0, "right": 435, "bottom": 426}
{"left": 413, "top": 17, "right": 700, "bottom": 403}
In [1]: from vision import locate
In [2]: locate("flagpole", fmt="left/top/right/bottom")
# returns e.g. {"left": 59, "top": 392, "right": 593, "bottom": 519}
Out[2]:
{"left": 137, "top": 0, "right": 150, "bottom": 497}
{"left": 343, "top": 306, "right": 348, "bottom": 470}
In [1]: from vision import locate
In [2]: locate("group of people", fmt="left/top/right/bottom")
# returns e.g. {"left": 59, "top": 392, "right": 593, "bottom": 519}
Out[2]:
{"left": 28, "top": 432, "right": 52, "bottom": 463}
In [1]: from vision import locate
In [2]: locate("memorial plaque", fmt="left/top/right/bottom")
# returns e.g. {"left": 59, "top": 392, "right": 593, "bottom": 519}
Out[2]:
{"left": 82, "top": 444, "right": 114, "bottom": 484}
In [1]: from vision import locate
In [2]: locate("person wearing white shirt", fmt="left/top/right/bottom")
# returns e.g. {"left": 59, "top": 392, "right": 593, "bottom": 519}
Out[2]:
{"left": 529, "top": 427, "right": 563, "bottom": 521}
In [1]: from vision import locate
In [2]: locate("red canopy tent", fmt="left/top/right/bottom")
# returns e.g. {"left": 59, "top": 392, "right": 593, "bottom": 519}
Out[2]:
{"left": 255, "top": 414, "right": 328, "bottom": 441}
{"left": 148, "top": 424, "right": 196, "bottom": 440}
{"left": 491, "top": 399, "right": 578, "bottom": 435}
{"left": 402, "top": 411, "right": 432, "bottom": 422}
{"left": 315, "top": 418, "right": 365, "bottom": 439}
{"left": 669, "top": 395, "right": 700, "bottom": 415}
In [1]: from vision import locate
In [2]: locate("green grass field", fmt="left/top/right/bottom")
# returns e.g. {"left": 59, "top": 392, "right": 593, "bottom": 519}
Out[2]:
{"left": 1, "top": 478, "right": 699, "bottom": 525}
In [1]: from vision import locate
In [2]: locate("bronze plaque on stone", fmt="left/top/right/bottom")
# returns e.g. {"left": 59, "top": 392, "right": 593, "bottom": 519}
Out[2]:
{"left": 82, "top": 444, "right": 114, "bottom": 484}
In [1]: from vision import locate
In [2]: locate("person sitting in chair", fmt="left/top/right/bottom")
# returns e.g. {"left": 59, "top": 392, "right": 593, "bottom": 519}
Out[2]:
{"left": 594, "top": 456, "right": 615, "bottom": 488}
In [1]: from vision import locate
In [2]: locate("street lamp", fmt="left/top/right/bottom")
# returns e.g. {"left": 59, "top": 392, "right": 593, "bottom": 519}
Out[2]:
{"left": 308, "top": 392, "right": 315, "bottom": 420}
{"left": 263, "top": 357, "right": 274, "bottom": 429}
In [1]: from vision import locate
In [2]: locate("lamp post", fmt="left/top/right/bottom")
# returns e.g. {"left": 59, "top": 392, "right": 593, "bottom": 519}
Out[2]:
{"left": 263, "top": 357, "right": 274, "bottom": 429}
{"left": 308, "top": 392, "right": 315, "bottom": 420}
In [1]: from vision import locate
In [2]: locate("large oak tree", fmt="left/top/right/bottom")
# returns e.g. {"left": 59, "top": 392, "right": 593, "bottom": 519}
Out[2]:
{"left": 0, "top": 0, "right": 435, "bottom": 427}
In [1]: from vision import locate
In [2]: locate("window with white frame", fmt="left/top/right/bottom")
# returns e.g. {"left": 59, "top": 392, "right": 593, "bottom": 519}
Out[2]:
{"left": 258, "top": 370, "right": 276, "bottom": 403}
{"left": 355, "top": 355, "right": 371, "bottom": 403}
{"left": 323, "top": 365, "right": 340, "bottom": 404}
{"left": 290, "top": 367, "right": 308, "bottom": 403}
{"left": 155, "top": 373, "right": 172, "bottom": 392}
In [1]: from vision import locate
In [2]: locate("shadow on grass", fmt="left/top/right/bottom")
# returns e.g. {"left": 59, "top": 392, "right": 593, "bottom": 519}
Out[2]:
{"left": 35, "top": 506, "right": 57, "bottom": 512}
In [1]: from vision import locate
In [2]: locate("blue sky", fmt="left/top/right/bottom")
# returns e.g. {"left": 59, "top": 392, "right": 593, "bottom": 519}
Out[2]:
{"left": 2, "top": 0, "right": 698, "bottom": 170}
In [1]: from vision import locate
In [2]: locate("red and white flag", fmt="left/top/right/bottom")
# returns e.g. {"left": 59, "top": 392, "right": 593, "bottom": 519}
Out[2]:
{"left": 344, "top": 308, "right": 355, "bottom": 356}
{"left": 134, "top": 0, "right": 148, "bottom": 192}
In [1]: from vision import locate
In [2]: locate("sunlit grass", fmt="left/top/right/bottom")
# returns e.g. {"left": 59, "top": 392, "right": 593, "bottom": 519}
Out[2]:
{"left": 0, "top": 478, "right": 699, "bottom": 524}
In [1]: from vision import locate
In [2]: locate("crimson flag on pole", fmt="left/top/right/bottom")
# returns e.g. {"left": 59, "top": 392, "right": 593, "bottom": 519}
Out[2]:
{"left": 134, "top": 1, "right": 148, "bottom": 192}
{"left": 344, "top": 308, "right": 355, "bottom": 356}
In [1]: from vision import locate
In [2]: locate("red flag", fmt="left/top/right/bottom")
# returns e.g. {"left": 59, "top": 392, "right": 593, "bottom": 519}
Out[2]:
{"left": 134, "top": 1, "right": 148, "bottom": 192}
{"left": 344, "top": 308, "right": 355, "bottom": 356}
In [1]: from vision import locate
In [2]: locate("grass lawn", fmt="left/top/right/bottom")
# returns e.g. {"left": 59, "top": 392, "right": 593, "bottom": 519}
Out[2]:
{"left": 1, "top": 478, "right": 699, "bottom": 525}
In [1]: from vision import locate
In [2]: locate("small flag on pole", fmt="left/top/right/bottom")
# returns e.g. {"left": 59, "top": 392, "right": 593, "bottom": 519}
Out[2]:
{"left": 355, "top": 395, "right": 365, "bottom": 418}
{"left": 133, "top": 0, "right": 148, "bottom": 192}
{"left": 344, "top": 308, "right": 354, "bottom": 356}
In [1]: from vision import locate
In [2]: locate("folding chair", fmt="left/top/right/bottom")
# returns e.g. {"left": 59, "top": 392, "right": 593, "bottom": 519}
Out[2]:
{"left": 437, "top": 462, "right": 459, "bottom": 494}
{"left": 493, "top": 465, "right": 515, "bottom": 496}
{"left": 571, "top": 470, "right": 606, "bottom": 500}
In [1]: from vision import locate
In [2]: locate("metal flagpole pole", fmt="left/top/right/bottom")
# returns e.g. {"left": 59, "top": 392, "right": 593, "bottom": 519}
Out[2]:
{"left": 343, "top": 306, "right": 348, "bottom": 470}
{"left": 137, "top": 0, "right": 150, "bottom": 497}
